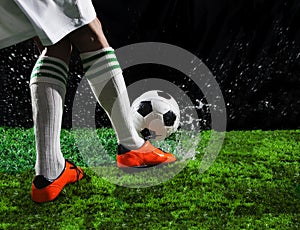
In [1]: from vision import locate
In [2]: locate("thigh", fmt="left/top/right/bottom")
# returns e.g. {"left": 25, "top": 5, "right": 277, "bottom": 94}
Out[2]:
{"left": 35, "top": 37, "right": 72, "bottom": 65}
{"left": 69, "top": 18, "right": 109, "bottom": 53}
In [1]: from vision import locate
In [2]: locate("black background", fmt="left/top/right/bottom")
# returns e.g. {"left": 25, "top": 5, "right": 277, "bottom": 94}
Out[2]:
{"left": 1, "top": 0, "right": 300, "bottom": 130}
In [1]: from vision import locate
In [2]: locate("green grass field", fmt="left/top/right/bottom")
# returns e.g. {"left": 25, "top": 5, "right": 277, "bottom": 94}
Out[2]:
{"left": 0, "top": 127, "right": 299, "bottom": 229}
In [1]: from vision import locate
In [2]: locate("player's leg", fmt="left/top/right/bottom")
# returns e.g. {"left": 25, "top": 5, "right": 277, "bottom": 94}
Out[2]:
{"left": 68, "top": 18, "right": 109, "bottom": 51}
{"left": 70, "top": 19, "right": 144, "bottom": 150}
{"left": 0, "top": 0, "right": 85, "bottom": 202}
{"left": 30, "top": 37, "right": 83, "bottom": 203}
{"left": 69, "top": 19, "right": 176, "bottom": 167}
{"left": 30, "top": 37, "right": 71, "bottom": 180}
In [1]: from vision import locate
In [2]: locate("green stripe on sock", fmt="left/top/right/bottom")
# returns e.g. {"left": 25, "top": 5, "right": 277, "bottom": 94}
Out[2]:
{"left": 33, "top": 66, "right": 67, "bottom": 79}
{"left": 31, "top": 72, "right": 67, "bottom": 85}
{"left": 83, "top": 58, "right": 118, "bottom": 73}
{"left": 37, "top": 59, "right": 68, "bottom": 74}
{"left": 86, "top": 65, "right": 121, "bottom": 81}
{"left": 82, "top": 51, "right": 115, "bottom": 65}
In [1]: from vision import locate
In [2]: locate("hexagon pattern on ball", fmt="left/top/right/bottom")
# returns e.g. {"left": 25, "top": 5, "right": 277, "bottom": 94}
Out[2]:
{"left": 131, "top": 90, "right": 180, "bottom": 140}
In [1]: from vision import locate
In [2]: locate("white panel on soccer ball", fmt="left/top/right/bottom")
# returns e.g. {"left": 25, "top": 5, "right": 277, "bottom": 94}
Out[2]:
{"left": 152, "top": 99, "right": 170, "bottom": 114}
{"left": 144, "top": 112, "right": 161, "bottom": 128}
{"left": 148, "top": 118, "right": 167, "bottom": 140}
{"left": 132, "top": 112, "right": 145, "bottom": 133}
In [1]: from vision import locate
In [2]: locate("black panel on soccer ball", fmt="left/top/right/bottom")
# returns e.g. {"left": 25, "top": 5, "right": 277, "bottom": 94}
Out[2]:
{"left": 137, "top": 101, "right": 152, "bottom": 117}
{"left": 140, "top": 128, "right": 157, "bottom": 140}
{"left": 163, "top": 111, "right": 177, "bottom": 126}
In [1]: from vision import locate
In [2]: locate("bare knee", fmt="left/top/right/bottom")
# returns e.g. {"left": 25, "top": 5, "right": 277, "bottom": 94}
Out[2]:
{"left": 34, "top": 36, "right": 72, "bottom": 64}
{"left": 69, "top": 18, "right": 109, "bottom": 53}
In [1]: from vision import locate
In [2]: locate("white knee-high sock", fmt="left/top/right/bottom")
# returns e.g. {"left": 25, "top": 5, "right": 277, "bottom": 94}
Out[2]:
{"left": 80, "top": 47, "right": 144, "bottom": 150}
{"left": 30, "top": 53, "right": 67, "bottom": 180}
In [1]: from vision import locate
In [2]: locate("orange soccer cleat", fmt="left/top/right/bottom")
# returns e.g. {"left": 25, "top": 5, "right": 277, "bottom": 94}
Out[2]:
{"left": 117, "top": 141, "right": 177, "bottom": 168}
{"left": 31, "top": 160, "right": 84, "bottom": 203}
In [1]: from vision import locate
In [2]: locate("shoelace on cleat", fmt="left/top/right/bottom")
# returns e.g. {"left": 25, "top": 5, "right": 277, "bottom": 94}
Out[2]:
{"left": 66, "top": 160, "right": 82, "bottom": 182}
{"left": 157, "top": 148, "right": 167, "bottom": 153}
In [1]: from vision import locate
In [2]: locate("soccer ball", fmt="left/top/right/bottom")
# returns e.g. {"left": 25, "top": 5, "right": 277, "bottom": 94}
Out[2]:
{"left": 131, "top": 90, "right": 180, "bottom": 140}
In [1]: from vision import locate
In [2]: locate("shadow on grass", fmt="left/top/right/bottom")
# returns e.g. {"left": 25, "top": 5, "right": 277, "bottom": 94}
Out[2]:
{"left": 0, "top": 169, "right": 103, "bottom": 229}
{"left": 0, "top": 165, "right": 299, "bottom": 229}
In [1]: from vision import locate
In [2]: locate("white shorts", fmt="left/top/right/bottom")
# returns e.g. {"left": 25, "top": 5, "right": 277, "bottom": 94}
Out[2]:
{"left": 0, "top": 0, "right": 97, "bottom": 49}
